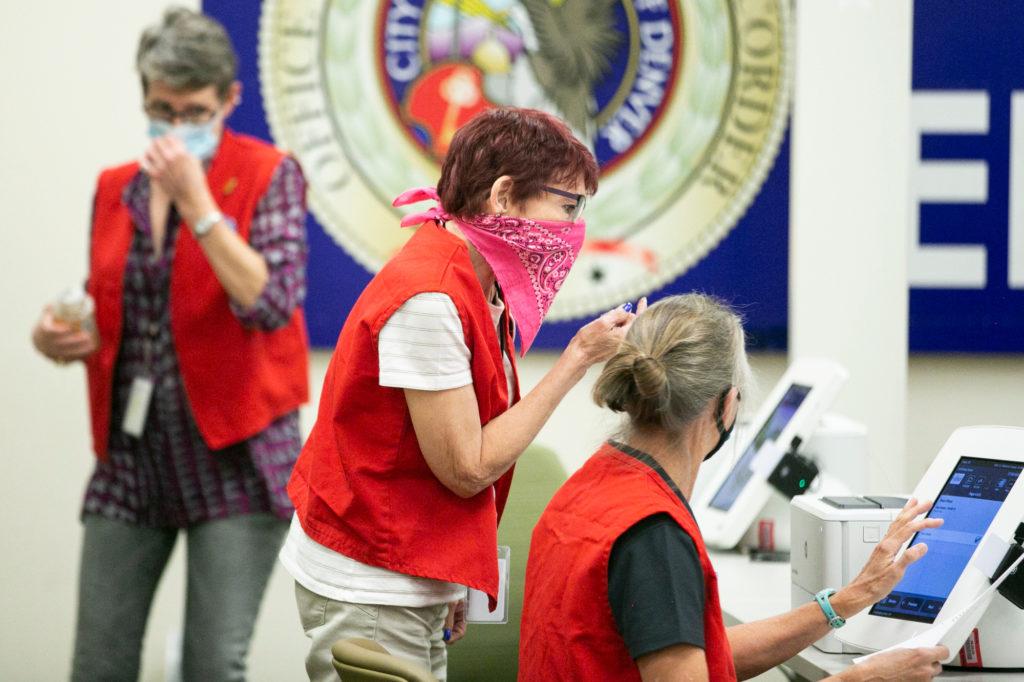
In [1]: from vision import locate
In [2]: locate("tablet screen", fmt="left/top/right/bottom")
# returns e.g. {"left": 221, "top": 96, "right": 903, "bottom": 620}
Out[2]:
{"left": 869, "top": 456, "right": 1023, "bottom": 623}
{"left": 708, "top": 384, "right": 812, "bottom": 512}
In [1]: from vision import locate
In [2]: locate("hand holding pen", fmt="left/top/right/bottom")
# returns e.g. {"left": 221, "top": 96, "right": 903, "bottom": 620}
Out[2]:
{"left": 567, "top": 297, "right": 647, "bottom": 367}
{"left": 622, "top": 297, "right": 648, "bottom": 315}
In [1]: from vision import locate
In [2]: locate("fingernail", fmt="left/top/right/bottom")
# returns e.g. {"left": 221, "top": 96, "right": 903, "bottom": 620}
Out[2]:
{"left": 443, "top": 628, "right": 452, "bottom": 642}
{"left": 621, "top": 302, "right": 633, "bottom": 313}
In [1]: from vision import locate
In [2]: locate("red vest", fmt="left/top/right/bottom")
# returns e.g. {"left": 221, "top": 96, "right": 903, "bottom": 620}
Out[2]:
{"left": 85, "top": 129, "right": 309, "bottom": 459}
{"left": 518, "top": 443, "right": 737, "bottom": 681}
{"left": 288, "top": 222, "right": 518, "bottom": 606}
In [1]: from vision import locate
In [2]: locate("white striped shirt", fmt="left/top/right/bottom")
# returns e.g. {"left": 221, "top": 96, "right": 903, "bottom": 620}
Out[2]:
{"left": 280, "top": 292, "right": 514, "bottom": 606}
{"left": 379, "top": 292, "right": 514, "bottom": 399}
{"left": 279, "top": 515, "right": 467, "bottom": 607}
{"left": 378, "top": 292, "right": 474, "bottom": 390}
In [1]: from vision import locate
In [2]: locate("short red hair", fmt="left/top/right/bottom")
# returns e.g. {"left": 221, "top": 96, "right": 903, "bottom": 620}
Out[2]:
{"left": 437, "top": 107, "right": 599, "bottom": 218}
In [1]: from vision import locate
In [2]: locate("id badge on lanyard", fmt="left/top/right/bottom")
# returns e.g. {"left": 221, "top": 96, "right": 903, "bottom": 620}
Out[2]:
{"left": 466, "top": 545, "right": 511, "bottom": 624}
{"left": 121, "top": 321, "right": 157, "bottom": 438}
{"left": 122, "top": 376, "right": 154, "bottom": 437}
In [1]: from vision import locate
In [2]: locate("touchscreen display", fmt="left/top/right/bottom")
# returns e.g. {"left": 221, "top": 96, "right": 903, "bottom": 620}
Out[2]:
{"left": 869, "top": 456, "right": 1023, "bottom": 623}
{"left": 708, "top": 384, "right": 812, "bottom": 511}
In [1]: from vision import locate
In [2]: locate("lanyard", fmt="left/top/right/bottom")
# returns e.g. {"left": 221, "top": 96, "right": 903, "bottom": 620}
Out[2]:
{"left": 495, "top": 284, "right": 515, "bottom": 357}
{"left": 139, "top": 203, "right": 175, "bottom": 377}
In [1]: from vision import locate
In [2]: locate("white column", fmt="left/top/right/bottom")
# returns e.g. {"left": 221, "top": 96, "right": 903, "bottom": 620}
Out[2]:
{"left": 789, "top": 0, "right": 913, "bottom": 491}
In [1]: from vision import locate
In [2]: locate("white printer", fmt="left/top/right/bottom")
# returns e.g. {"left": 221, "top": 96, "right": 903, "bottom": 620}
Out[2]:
{"left": 790, "top": 495, "right": 908, "bottom": 653}
{"left": 738, "top": 414, "right": 870, "bottom": 553}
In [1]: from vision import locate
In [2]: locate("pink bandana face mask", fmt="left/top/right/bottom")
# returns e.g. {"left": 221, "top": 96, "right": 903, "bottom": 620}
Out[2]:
{"left": 393, "top": 187, "right": 586, "bottom": 355}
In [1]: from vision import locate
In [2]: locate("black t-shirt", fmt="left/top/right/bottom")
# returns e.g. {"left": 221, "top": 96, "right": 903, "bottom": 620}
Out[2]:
{"left": 606, "top": 442, "right": 707, "bottom": 660}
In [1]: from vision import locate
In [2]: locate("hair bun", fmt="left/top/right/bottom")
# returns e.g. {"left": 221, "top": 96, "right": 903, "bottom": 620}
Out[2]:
{"left": 631, "top": 354, "right": 667, "bottom": 399}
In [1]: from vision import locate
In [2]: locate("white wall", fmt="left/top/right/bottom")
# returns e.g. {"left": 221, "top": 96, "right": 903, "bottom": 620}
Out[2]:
{"left": 1, "top": 2, "right": 1022, "bottom": 681}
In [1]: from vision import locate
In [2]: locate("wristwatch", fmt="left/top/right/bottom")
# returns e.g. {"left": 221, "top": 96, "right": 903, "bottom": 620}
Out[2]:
{"left": 193, "top": 210, "right": 224, "bottom": 238}
{"left": 815, "top": 588, "right": 846, "bottom": 629}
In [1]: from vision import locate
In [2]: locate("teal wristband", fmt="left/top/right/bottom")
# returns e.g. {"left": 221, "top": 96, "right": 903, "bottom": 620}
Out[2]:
{"left": 815, "top": 588, "right": 846, "bottom": 629}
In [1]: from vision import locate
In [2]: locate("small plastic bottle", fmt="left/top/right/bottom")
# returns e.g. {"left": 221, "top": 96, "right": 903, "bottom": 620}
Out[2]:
{"left": 52, "top": 286, "right": 96, "bottom": 333}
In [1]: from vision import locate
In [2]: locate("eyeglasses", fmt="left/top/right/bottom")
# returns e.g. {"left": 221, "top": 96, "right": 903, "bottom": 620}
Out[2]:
{"left": 143, "top": 102, "right": 219, "bottom": 125}
{"left": 542, "top": 186, "right": 587, "bottom": 221}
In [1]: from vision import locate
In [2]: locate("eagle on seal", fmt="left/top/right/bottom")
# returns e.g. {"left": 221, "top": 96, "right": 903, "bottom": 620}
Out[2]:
{"left": 512, "top": 0, "right": 621, "bottom": 138}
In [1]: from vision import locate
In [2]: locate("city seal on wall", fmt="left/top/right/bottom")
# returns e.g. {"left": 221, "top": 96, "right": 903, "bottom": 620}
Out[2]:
{"left": 260, "top": 0, "right": 790, "bottom": 319}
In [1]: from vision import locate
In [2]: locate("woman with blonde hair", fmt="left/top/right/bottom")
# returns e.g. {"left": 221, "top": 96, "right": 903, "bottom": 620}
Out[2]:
{"left": 519, "top": 294, "right": 948, "bottom": 681}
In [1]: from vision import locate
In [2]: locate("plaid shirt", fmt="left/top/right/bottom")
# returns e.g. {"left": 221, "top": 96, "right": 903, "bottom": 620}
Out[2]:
{"left": 82, "top": 156, "right": 307, "bottom": 527}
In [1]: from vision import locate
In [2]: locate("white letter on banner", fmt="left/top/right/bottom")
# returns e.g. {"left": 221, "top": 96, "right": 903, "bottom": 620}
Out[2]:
{"left": 909, "top": 91, "right": 989, "bottom": 289}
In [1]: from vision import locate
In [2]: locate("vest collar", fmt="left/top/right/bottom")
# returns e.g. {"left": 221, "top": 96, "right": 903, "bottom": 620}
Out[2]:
{"left": 607, "top": 439, "right": 694, "bottom": 513}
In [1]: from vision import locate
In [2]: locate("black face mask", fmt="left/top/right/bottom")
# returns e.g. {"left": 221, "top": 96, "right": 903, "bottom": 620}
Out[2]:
{"left": 704, "top": 388, "right": 739, "bottom": 462}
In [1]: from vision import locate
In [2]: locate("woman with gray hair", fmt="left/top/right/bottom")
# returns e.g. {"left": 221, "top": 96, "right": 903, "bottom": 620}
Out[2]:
{"left": 30, "top": 8, "right": 309, "bottom": 680}
{"left": 519, "top": 294, "right": 949, "bottom": 681}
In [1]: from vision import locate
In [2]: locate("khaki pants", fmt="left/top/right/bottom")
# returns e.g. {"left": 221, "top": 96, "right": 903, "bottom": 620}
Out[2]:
{"left": 295, "top": 581, "right": 450, "bottom": 681}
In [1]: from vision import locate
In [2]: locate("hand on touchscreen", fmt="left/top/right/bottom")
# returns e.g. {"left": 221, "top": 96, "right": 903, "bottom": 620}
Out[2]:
{"left": 838, "top": 645, "right": 948, "bottom": 682}
{"left": 832, "top": 498, "right": 944, "bottom": 616}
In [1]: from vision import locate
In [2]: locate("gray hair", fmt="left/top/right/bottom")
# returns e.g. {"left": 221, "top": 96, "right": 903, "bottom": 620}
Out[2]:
{"left": 593, "top": 294, "right": 752, "bottom": 436}
{"left": 136, "top": 7, "right": 237, "bottom": 98}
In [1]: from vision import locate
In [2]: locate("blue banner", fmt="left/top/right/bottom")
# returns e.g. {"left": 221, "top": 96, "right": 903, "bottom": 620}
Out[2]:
{"left": 910, "top": 0, "right": 1024, "bottom": 351}
{"left": 203, "top": 0, "right": 1020, "bottom": 353}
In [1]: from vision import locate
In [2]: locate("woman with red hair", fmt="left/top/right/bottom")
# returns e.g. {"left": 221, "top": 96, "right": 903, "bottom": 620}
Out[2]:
{"left": 280, "top": 107, "right": 639, "bottom": 680}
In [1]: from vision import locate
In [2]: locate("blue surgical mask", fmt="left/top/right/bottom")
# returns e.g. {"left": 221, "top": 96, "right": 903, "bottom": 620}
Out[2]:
{"left": 147, "top": 118, "right": 221, "bottom": 161}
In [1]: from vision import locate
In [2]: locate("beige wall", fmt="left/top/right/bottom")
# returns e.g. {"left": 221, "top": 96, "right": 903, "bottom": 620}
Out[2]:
{"left": 0, "top": 2, "right": 1021, "bottom": 680}
{"left": 905, "top": 355, "right": 1024, "bottom": 482}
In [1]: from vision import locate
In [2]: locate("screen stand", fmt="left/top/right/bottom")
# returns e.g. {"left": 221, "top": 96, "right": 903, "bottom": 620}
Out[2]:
{"left": 993, "top": 522, "right": 1024, "bottom": 609}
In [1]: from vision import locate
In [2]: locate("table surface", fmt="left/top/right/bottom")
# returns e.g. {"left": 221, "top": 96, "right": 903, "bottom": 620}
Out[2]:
{"left": 709, "top": 550, "right": 1023, "bottom": 681}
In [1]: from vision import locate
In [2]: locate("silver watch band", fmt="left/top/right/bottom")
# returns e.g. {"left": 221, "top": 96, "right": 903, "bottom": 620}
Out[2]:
{"left": 193, "top": 210, "right": 223, "bottom": 238}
